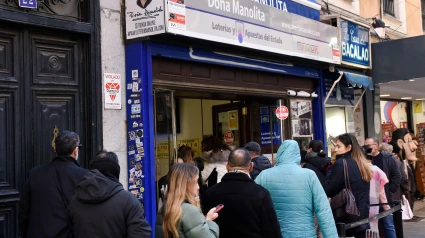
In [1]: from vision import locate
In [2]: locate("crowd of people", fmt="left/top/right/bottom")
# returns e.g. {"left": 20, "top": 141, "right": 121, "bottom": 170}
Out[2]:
{"left": 156, "top": 129, "right": 418, "bottom": 238}
{"left": 18, "top": 128, "right": 421, "bottom": 238}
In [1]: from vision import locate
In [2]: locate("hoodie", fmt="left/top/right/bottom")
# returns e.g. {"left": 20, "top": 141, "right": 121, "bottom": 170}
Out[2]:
{"left": 69, "top": 170, "right": 151, "bottom": 238}
{"left": 255, "top": 140, "right": 337, "bottom": 238}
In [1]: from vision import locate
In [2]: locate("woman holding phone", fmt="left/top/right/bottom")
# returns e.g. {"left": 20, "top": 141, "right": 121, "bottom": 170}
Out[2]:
{"left": 156, "top": 163, "right": 219, "bottom": 238}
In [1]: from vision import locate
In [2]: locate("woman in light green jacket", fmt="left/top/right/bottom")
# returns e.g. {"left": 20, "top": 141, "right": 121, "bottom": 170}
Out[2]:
{"left": 156, "top": 164, "right": 219, "bottom": 238}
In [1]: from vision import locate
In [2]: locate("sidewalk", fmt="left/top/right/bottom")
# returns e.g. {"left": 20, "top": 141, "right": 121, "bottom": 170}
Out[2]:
{"left": 403, "top": 199, "right": 425, "bottom": 237}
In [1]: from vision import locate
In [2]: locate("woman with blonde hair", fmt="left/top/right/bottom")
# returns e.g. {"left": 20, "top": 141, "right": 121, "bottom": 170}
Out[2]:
{"left": 323, "top": 133, "right": 373, "bottom": 238}
{"left": 156, "top": 163, "right": 219, "bottom": 238}
{"left": 177, "top": 146, "right": 205, "bottom": 194}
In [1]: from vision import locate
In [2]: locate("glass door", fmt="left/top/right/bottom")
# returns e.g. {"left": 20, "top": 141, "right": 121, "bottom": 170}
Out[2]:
{"left": 154, "top": 89, "right": 177, "bottom": 185}
{"left": 212, "top": 102, "right": 243, "bottom": 149}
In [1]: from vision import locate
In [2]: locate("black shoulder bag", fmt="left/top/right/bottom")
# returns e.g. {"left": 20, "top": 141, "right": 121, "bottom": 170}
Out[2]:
{"left": 330, "top": 159, "right": 360, "bottom": 221}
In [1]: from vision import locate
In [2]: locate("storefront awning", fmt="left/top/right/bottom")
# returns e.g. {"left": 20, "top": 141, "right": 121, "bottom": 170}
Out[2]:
{"left": 338, "top": 70, "right": 374, "bottom": 90}
{"left": 324, "top": 69, "right": 374, "bottom": 110}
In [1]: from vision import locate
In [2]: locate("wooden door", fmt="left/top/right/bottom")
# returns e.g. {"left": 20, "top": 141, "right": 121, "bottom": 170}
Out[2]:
{"left": 0, "top": 23, "right": 88, "bottom": 237}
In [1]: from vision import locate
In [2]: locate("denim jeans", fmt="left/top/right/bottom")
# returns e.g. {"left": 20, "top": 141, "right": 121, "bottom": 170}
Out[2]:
{"left": 379, "top": 207, "right": 397, "bottom": 238}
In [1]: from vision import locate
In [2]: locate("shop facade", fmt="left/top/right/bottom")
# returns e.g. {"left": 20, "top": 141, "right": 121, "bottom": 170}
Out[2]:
{"left": 0, "top": 1, "right": 102, "bottom": 236}
{"left": 123, "top": 0, "right": 342, "bottom": 229}
{"left": 321, "top": 17, "right": 375, "bottom": 151}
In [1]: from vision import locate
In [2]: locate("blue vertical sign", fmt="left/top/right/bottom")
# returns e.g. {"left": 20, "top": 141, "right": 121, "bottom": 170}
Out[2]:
{"left": 126, "top": 70, "right": 145, "bottom": 201}
{"left": 19, "top": 0, "right": 37, "bottom": 9}
{"left": 260, "top": 105, "right": 282, "bottom": 145}
{"left": 340, "top": 19, "right": 370, "bottom": 68}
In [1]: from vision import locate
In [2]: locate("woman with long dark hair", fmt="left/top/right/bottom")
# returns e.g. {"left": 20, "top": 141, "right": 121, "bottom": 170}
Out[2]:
{"left": 323, "top": 133, "right": 373, "bottom": 238}
{"left": 156, "top": 164, "right": 219, "bottom": 238}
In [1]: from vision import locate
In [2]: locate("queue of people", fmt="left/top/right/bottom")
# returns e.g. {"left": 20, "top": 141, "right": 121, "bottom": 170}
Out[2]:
{"left": 18, "top": 130, "right": 415, "bottom": 238}
{"left": 18, "top": 131, "right": 152, "bottom": 238}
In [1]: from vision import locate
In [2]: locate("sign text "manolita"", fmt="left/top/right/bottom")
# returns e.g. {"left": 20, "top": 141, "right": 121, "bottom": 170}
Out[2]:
{"left": 209, "top": 0, "right": 266, "bottom": 22}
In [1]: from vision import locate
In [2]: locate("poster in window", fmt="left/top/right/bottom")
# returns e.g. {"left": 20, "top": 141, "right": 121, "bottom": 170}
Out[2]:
{"left": 291, "top": 100, "right": 312, "bottom": 119}
{"left": 414, "top": 102, "right": 422, "bottom": 113}
{"left": 228, "top": 110, "right": 239, "bottom": 130}
{"left": 293, "top": 119, "right": 312, "bottom": 137}
{"left": 292, "top": 120, "right": 300, "bottom": 136}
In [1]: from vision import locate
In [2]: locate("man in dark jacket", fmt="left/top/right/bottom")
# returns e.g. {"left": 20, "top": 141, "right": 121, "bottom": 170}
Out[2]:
{"left": 365, "top": 137, "right": 401, "bottom": 238}
{"left": 69, "top": 150, "right": 151, "bottom": 238}
{"left": 201, "top": 148, "right": 281, "bottom": 238}
{"left": 244, "top": 142, "right": 272, "bottom": 180}
{"left": 19, "top": 131, "right": 88, "bottom": 238}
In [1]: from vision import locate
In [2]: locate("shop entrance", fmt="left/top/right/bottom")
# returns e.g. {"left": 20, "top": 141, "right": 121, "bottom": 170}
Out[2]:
{"left": 153, "top": 88, "right": 291, "bottom": 197}
{"left": 151, "top": 56, "right": 317, "bottom": 205}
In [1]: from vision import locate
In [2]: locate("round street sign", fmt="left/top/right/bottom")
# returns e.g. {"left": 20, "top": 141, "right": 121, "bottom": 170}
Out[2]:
{"left": 224, "top": 131, "right": 234, "bottom": 145}
{"left": 275, "top": 106, "right": 289, "bottom": 120}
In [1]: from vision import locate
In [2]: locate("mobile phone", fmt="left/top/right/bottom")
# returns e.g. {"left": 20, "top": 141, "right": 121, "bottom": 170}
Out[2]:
{"left": 215, "top": 204, "right": 224, "bottom": 212}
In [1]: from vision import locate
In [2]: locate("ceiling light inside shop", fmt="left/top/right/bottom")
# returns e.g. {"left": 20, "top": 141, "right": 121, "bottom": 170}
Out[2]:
{"left": 409, "top": 79, "right": 415, "bottom": 82}
{"left": 416, "top": 98, "right": 425, "bottom": 101}
{"left": 401, "top": 97, "right": 412, "bottom": 100}
{"left": 380, "top": 94, "right": 390, "bottom": 97}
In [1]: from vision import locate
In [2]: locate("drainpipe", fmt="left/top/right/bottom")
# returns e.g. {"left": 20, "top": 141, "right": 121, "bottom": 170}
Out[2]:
{"left": 380, "top": 0, "right": 384, "bottom": 21}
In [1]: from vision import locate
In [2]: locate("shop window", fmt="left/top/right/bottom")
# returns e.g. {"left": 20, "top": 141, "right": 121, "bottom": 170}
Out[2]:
{"left": 384, "top": 0, "right": 395, "bottom": 16}
{"left": 380, "top": 100, "right": 409, "bottom": 142}
{"left": 324, "top": 86, "right": 366, "bottom": 155}
{"left": 290, "top": 100, "right": 313, "bottom": 153}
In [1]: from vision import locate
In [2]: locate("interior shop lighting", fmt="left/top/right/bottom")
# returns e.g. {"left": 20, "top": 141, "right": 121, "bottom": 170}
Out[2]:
{"left": 380, "top": 94, "right": 391, "bottom": 97}
{"left": 409, "top": 79, "right": 415, "bottom": 82}
{"left": 416, "top": 98, "right": 425, "bottom": 101}
{"left": 401, "top": 97, "right": 412, "bottom": 100}
{"left": 287, "top": 90, "right": 318, "bottom": 98}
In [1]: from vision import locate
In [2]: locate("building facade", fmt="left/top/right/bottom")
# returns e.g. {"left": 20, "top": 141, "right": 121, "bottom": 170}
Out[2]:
{"left": 5, "top": 0, "right": 425, "bottom": 237}
{"left": 122, "top": 0, "right": 375, "bottom": 233}
{"left": 0, "top": 1, "right": 103, "bottom": 236}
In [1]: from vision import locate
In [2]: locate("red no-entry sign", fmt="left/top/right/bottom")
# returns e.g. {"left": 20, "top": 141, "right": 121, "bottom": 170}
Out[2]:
{"left": 224, "top": 131, "right": 234, "bottom": 145}
{"left": 275, "top": 106, "right": 289, "bottom": 120}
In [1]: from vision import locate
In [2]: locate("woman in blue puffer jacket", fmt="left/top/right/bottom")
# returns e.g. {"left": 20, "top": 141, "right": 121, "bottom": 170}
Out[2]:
{"left": 255, "top": 140, "right": 338, "bottom": 238}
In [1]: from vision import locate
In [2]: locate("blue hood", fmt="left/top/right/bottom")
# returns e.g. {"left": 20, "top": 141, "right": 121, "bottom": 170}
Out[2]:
{"left": 276, "top": 140, "right": 301, "bottom": 166}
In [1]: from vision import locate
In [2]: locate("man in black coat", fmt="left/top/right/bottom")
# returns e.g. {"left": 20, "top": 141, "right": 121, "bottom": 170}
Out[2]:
{"left": 365, "top": 137, "right": 401, "bottom": 238}
{"left": 201, "top": 148, "right": 281, "bottom": 238}
{"left": 244, "top": 142, "right": 272, "bottom": 180}
{"left": 69, "top": 150, "right": 151, "bottom": 238}
{"left": 19, "top": 131, "right": 88, "bottom": 238}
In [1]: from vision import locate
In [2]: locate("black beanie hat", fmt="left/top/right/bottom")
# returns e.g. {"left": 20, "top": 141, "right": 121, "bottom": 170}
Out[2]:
{"left": 90, "top": 151, "right": 120, "bottom": 180}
